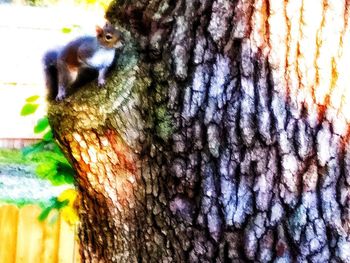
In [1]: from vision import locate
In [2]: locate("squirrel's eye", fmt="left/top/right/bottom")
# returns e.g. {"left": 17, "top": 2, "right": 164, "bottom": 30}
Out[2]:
{"left": 105, "top": 34, "right": 112, "bottom": 41}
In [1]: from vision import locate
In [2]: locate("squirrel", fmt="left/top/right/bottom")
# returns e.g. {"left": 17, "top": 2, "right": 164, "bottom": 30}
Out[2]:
{"left": 43, "top": 22, "right": 124, "bottom": 101}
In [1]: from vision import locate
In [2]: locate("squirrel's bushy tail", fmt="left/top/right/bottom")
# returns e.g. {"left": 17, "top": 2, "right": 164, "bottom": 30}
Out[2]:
{"left": 43, "top": 50, "right": 58, "bottom": 100}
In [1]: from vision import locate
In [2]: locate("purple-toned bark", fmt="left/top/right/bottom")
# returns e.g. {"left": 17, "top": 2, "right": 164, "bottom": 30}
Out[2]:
{"left": 49, "top": 0, "right": 350, "bottom": 262}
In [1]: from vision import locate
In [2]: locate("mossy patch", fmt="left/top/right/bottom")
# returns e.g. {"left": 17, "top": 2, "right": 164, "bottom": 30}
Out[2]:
{"left": 155, "top": 105, "right": 174, "bottom": 141}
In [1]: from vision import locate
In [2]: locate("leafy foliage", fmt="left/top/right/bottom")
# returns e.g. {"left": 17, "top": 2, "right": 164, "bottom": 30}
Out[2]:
{"left": 38, "top": 197, "right": 68, "bottom": 221}
{"left": 20, "top": 96, "right": 79, "bottom": 223}
{"left": 34, "top": 117, "right": 50, "bottom": 134}
{"left": 26, "top": 95, "right": 40, "bottom": 103}
{"left": 21, "top": 95, "right": 40, "bottom": 116}
{"left": 38, "top": 188, "right": 78, "bottom": 224}
{"left": 22, "top": 138, "right": 75, "bottom": 186}
{"left": 20, "top": 103, "right": 39, "bottom": 116}
{"left": 61, "top": 27, "right": 72, "bottom": 34}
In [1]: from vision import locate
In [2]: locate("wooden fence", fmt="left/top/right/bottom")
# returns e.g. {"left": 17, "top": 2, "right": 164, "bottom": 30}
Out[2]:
{"left": 0, "top": 138, "right": 41, "bottom": 149}
{"left": 0, "top": 204, "right": 80, "bottom": 263}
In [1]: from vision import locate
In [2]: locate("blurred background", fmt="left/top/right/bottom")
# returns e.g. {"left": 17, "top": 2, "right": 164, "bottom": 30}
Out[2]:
{"left": 0, "top": 0, "right": 107, "bottom": 144}
{"left": 0, "top": 1, "right": 110, "bottom": 262}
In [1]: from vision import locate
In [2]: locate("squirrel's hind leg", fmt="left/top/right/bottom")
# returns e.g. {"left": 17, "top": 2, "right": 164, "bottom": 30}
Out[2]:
{"left": 56, "top": 61, "right": 78, "bottom": 101}
{"left": 43, "top": 50, "right": 58, "bottom": 100}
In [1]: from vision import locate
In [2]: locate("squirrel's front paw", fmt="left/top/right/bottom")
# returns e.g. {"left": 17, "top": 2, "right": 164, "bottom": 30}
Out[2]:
{"left": 56, "top": 88, "right": 66, "bottom": 101}
{"left": 98, "top": 78, "right": 106, "bottom": 87}
{"left": 55, "top": 95, "right": 65, "bottom": 101}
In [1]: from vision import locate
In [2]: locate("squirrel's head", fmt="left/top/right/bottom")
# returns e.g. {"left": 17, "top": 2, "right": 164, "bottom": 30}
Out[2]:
{"left": 96, "top": 22, "right": 124, "bottom": 49}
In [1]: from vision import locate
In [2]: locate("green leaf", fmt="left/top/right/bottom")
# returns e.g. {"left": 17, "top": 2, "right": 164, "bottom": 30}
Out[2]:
{"left": 54, "top": 199, "right": 69, "bottom": 209}
{"left": 26, "top": 95, "right": 40, "bottom": 103}
{"left": 34, "top": 158, "right": 74, "bottom": 185}
{"left": 36, "top": 161, "right": 57, "bottom": 178}
{"left": 38, "top": 198, "right": 68, "bottom": 221}
{"left": 52, "top": 175, "right": 67, "bottom": 186}
{"left": 34, "top": 117, "right": 50, "bottom": 134}
{"left": 52, "top": 143, "right": 63, "bottom": 154}
{"left": 61, "top": 27, "right": 72, "bottom": 34}
{"left": 43, "top": 131, "right": 54, "bottom": 141}
{"left": 20, "top": 103, "right": 39, "bottom": 116}
{"left": 57, "top": 162, "right": 75, "bottom": 184}
{"left": 57, "top": 162, "right": 74, "bottom": 173}
{"left": 63, "top": 173, "right": 75, "bottom": 184}
{"left": 38, "top": 206, "right": 52, "bottom": 221}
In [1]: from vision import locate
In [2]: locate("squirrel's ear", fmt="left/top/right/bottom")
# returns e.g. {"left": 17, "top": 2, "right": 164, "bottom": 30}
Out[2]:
{"left": 96, "top": 25, "right": 103, "bottom": 36}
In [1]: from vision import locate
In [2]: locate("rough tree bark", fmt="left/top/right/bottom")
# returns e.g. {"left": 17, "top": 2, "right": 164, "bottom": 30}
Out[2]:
{"left": 48, "top": 0, "right": 350, "bottom": 262}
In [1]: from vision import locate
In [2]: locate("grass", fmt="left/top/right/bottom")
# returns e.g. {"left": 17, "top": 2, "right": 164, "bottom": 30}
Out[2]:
{"left": 0, "top": 146, "right": 67, "bottom": 165}
{"left": 0, "top": 148, "right": 30, "bottom": 165}
{"left": 0, "top": 148, "right": 72, "bottom": 207}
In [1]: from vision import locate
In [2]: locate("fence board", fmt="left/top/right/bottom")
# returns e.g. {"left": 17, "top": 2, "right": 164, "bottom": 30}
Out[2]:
{"left": 41, "top": 214, "right": 60, "bottom": 263}
{"left": 0, "top": 205, "right": 19, "bottom": 263}
{"left": 58, "top": 216, "right": 76, "bottom": 263}
{"left": 16, "top": 205, "right": 44, "bottom": 263}
{"left": 0, "top": 138, "right": 40, "bottom": 149}
{"left": 0, "top": 204, "right": 79, "bottom": 263}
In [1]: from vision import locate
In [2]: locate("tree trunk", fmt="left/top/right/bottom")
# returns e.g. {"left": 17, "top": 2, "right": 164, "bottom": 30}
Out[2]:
{"left": 48, "top": 0, "right": 350, "bottom": 262}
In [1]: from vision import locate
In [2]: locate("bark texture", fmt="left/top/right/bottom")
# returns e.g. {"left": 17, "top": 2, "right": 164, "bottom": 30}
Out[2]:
{"left": 48, "top": 0, "right": 350, "bottom": 262}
